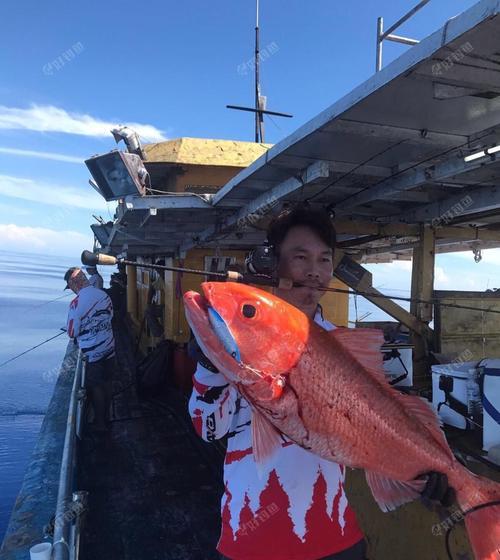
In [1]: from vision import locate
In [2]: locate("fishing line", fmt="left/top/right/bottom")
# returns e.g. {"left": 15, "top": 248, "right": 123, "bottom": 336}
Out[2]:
{"left": 300, "top": 284, "right": 500, "bottom": 316}
{"left": 444, "top": 500, "right": 500, "bottom": 560}
{"left": 30, "top": 293, "right": 72, "bottom": 309}
{"left": 0, "top": 330, "right": 66, "bottom": 369}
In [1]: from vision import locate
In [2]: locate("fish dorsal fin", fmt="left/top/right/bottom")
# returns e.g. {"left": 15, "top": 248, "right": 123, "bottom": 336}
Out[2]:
{"left": 330, "top": 327, "right": 386, "bottom": 383}
{"left": 402, "top": 394, "right": 454, "bottom": 461}
{"left": 365, "top": 470, "right": 427, "bottom": 512}
{"left": 251, "top": 409, "right": 283, "bottom": 464}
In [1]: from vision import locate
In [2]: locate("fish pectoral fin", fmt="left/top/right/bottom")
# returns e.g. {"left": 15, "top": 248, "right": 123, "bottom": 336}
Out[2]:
{"left": 251, "top": 410, "right": 282, "bottom": 464}
{"left": 365, "top": 470, "right": 427, "bottom": 512}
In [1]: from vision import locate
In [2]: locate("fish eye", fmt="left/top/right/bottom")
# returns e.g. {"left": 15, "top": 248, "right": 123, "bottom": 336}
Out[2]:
{"left": 242, "top": 304, "right": 256, "bottom": 318}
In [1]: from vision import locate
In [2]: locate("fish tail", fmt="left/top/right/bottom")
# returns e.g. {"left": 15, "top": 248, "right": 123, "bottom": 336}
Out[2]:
{"left": 457, "top": 471, "right": 500, "bottom": 560}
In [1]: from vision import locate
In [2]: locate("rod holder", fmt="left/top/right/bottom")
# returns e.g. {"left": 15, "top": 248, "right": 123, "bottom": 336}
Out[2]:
{"left": 81, "top": 250, "right": 117, "bottom": 266}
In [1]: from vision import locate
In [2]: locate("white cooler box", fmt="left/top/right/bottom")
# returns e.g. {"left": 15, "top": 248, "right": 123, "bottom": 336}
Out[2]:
{"left": 431, "top": 362, "right": 478, "bottom": 429}
{"left": 479, "top": 359, "right": 500, "bottom": 452}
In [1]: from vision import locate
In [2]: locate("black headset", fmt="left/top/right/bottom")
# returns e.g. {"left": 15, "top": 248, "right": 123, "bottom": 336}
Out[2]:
{"left": 245, "top": 242, "right": 277, "bottom": 276}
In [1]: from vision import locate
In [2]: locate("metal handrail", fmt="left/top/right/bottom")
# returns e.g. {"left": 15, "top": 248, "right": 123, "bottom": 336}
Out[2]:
{"left": 52, "top": 351, "right": 86, "bottom": 560}
{"left": 375, "top": 0, "right": 431, "bottom": 72}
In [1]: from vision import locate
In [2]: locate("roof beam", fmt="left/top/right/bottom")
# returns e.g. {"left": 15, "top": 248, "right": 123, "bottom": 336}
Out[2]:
{"left": 322, "top": 118, "right": 468, "bottom": 146}
{"left": 335, "top": 220, "right": 500, "bottom": 241}
{"left": 335, "top": 150, "right": 500, "bottom": 212}
{"left": 398, "top": 184, "right": 500, "bottom": 224}
{"left": 180, "top": 160, "right": 330, "bottom": 251}
{"left": 333, "top": 251, "right": 432, "bottom": 338}
{"left": 122, "top": 194, "right": 213, "bottom": 211}
{"left": 356, "top": 238, "right": 500, "bottom": 258}
{"left": 270, "top": 155, "right": 393, "bottom": 178}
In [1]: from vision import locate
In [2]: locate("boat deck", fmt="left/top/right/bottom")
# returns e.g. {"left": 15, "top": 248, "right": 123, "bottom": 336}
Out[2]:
{"left": 78, "top": 321, "right": 224, "bottom": 560}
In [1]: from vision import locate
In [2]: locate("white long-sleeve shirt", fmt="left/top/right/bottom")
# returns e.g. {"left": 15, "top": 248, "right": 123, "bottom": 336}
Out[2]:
{"left": 66, "top": 286, "right": 114, "bottom": 363}
{"left": 188, "top": 310, "right": 363, "bottom": 560}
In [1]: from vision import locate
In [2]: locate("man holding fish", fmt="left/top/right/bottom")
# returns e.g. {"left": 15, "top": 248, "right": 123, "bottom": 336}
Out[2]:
{"left": 186, "top": 206, "right": 499, "bottom": 560}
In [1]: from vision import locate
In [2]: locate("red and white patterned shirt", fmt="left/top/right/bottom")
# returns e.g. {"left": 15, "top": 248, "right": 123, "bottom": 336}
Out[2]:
{"left": 66, "top": 286, "right": 114, "bottom": 363}
{"left": 188, "top": 311, "right": 364, "bottom": 560}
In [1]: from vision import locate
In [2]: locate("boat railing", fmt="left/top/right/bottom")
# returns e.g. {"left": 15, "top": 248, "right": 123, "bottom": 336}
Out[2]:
{"left": 52, "top": 350, "right": 88, "bottom": 560}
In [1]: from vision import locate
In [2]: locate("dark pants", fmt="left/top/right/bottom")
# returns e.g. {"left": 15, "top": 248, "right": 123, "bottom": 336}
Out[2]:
{"left": 85, "top": 355, "right": 115, "bottom": 428}
{"left": 220, "top": 539, "right": 367, "bottom": 560}
{"left": 86, "top": 354, "right": 116, "bottom": 387}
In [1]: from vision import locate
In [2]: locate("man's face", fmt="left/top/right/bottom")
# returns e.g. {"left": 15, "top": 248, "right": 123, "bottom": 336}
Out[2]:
{"left": 276, "top": 225, "right": 334, "bottom": 310}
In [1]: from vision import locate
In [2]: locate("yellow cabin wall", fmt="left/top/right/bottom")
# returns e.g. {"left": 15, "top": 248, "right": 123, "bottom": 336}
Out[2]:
{"left": 175, "top": 165, "right": 244, "bottom": 193}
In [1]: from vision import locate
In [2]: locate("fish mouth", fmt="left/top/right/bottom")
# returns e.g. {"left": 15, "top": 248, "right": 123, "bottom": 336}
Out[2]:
{"left": 183, "top": 289, "right": 242, "bottom": 368}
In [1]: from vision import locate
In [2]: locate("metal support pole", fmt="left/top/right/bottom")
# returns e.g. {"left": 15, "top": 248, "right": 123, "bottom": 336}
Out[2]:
{"left": 255, "top": 0, "right": 261, "bottom": 143}
{"left": 385, "top": 34, "right": 420, "bottom": 46}
{"left": 376, "top": 17, "right": 383, "bottom": 72}
{"left": 375, "top": 0, "right": 431, "bottom": 72}
{"left": 381, "top": 0, "right": 431, "bottom": 40}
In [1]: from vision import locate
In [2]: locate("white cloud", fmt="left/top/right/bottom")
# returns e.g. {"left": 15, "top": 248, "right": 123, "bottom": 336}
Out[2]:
{"left": 0, "top": 202, "right": 32, "bottom": 216}
{"left": 0, "top": 174, "right": 109, "bottom": 211}
{"left": 385, "top": 260, "right": 412, "bottom": 271}
{"left": 0, "top": 104, "right": 166, "bottom": 142}
{"left": 0, "top": 146, "right": 83, "bottom": 163}
{"left": 434, "top": 266, "right": 449, "bottom": 287}
{"left": 0, "top": 224, "right": 92, "bottom": 258}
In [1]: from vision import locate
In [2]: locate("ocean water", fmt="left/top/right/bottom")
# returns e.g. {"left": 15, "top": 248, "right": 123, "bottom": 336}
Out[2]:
{"left": 0, "top": 250, "right": 109, "bottom": 543}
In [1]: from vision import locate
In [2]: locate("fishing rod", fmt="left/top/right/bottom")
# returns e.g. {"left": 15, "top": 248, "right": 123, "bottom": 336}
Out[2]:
{"left": 0, "top": 330, "right": 66, "bottom": 369}
{"left": 81, "top": 250, "right": 291, "bottom": 288}
{"left": 31, "top": 293, "right": 72, "bottom": 309}
{"left": 81, "top": 250, "right": 500, "bottom": 315}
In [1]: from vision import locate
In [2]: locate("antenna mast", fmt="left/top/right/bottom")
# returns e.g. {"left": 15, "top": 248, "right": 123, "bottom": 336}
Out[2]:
{"left": 227, "top": 0, "right": 292, "bottom": 143}
{"left": 255, "top": 0, "right": 263, "bottom": 142}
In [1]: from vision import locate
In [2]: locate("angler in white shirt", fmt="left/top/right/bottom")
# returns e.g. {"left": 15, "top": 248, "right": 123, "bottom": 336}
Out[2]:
{"left": 65, "top": 267, "right": 115, "bottom": 432}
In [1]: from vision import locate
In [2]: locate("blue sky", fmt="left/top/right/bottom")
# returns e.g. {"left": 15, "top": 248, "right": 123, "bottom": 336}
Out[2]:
{"left": 1, "top": 0, "right": 499, "bottom": 318}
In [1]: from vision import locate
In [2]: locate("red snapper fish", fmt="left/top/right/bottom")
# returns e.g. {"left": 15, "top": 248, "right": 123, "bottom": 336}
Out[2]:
{"left": 184, "top": 282, "right": 500, "bottom": 560}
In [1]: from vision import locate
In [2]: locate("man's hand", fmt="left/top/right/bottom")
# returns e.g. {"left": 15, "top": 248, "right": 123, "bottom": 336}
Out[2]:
{"left": 421, "top": 472, "right": 456, "bottom": 507}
